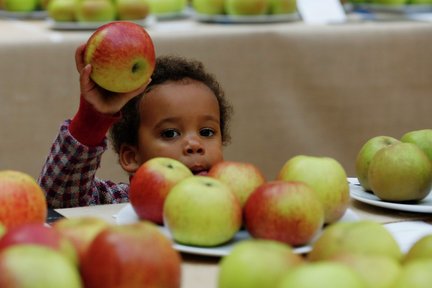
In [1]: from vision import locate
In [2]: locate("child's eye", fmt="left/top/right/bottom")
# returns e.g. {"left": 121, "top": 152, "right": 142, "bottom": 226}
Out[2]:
{"left": 200, "top": 128, "right": 215, "bottom": 137}
{"left": 161, "top": 129, "right": 180, "bottom": 139}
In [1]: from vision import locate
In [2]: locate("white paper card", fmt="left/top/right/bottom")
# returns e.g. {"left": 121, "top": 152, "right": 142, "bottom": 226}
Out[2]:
{"left": 297, "top": 0, "right": 347, "bottom": 24}
{"left": 384, "top": 221, "right": 432, "bottom": 253}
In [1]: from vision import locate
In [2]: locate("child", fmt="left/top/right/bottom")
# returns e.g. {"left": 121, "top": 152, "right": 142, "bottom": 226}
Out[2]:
{"left": 38, "top": 44, "right": 233, "bottom": 209}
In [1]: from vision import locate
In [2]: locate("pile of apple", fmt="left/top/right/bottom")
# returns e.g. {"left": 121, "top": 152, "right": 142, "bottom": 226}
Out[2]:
{"left": 0, "top": 0, "right": 50, "bottom": 12}
{"left": 356, "top": 129, "right": 432, "bottom": 202}
{"left": 217, "top": 219, "right": 432, "bottom": 288}
{"left": 192, "top": 0, "right": 297, "bottom": 16}
{"left": 349, "top": 0, "right": 431, "bottom": 5}
{"left": 0, "top": 170, "right": 182, "bottom": 287}
{"left": 129, "top": 154, "right": 350, "bottom": 248}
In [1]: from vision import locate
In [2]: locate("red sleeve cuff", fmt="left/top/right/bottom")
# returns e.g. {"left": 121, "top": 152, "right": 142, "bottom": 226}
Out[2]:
{"left": 69, "top": 95, "right": 121, "bottom": 147}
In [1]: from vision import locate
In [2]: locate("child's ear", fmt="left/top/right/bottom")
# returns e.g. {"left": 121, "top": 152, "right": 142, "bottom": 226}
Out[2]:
{"left": 119, "top": 144, "right": 141, "bottom": 174}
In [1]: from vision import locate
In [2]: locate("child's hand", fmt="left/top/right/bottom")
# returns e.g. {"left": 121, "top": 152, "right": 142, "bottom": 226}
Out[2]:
{"left": 75, "top": 44, "right": 149, "bottom": 115}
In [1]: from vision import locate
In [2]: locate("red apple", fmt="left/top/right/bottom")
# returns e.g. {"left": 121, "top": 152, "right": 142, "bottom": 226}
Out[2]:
{"left": 0, "top": 170, "right": 47, "bottom": 229}
{"left": 0, "top": 223, "right": 78, "bottom": 265}
{"left": 81, "top": 221, "right": 181, "bottom": 288}
{"left": 52, "top": 217, "right": 110, "bottom": 263}
{"left": 84, "top": 21, "right": 156, "bottom": 93}
{"left": 208, "top": 161, "right": 266, "bottom": 207}
{"left": 244, "top": 180, "right": 324, "bottom": 246}
{"left": 130, "top": 157, "right": 193, "bottom": 225}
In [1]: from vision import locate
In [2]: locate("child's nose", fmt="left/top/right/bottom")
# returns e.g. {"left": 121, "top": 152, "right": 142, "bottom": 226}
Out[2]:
{"left": 184, "top": 136, "right": 204, "bottom": 155}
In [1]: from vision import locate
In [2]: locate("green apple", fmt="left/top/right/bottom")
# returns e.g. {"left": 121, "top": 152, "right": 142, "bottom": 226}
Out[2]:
{"left": 391, "top": 259, "right": 432, "bottom": 288}
{"left": 277, "top": 155, "right": 349, "bottom": 224}
{"left": 268, "top": 0, "right": 296, "bottom": 14}
{"left": 146, "top": 0, "right": 187, "bottom": 14}
{"left": 47, "top": 0, "right": 78, "bottom": 22}
{"left": 244, "top": 180, "right": 324, "bottom": 246}
{"left": 401, "top": 129, "right": 432, "bottom": 163}
{"left": 403, "top": 234, "right": 432, "bottom": 264}
{"left": 116, "top": 0, "right": 150, "bottom": 20}
{"left": 225, "top": 0, "right": 269, "bottom": 15}
{"left": 4, "top": 0, "right": 39, "bottom": 11}
{"left": 130, "top": 157, "right": 193, "bottom": 225}
{"left": 192, "top": 0, "right": 225, "bottom": 14}
{"left": 81, "top": 221, "right": 181, "bottom": 288}
{"left": 76, "top": 0, "right": 116, "bottom": 22}
{"left": 308, "top": 220, "right": 402, "bottom": 262}
{"left": 84, "top": 21, "right": 156, "bottom": 93}
{"left": 278, "top": 261, "right": 366, "bottom": 288}
{"left": 368, "top": 142, "right": 432, "bottom": 202}
{"left": 330, "top": 252, "right": 401, "bottom": 288}
{"left": 374, "top": 0, "right": 407, "bottom": 4}
{"left": 0, "top": 245, "right": 82, "bottom": 288}
{"left": 355, "top": 136, "right": 400, "bottom": 192}
{"left": 163, "top": 176, "right": 242, "bottom": 247}
{"left": 208, "top": 160, "right": 266, "bottom": 207}
{"left": 52, "top": 217, "right": 110, "bottom": 263}
{"left": 39, "top": 0, "right": 52, "bottom": 9}
{"left": 410, "top": 0, "right": 432, "bottom": 3}
{"left": 218, "top": 239, "right": 304, "bottom": 288}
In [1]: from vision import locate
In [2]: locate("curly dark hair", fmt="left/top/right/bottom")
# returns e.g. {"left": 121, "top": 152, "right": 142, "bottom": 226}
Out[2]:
{"left": 109, "top": 55, "right": 233, "bottom": 154}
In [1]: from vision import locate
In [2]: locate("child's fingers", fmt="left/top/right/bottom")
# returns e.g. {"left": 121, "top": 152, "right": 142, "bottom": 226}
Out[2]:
{"left": 79, "top": 64, "right": 93, "bottom": 92}
{"left": 75, "top": 44, "right": 87, "bottom": 73}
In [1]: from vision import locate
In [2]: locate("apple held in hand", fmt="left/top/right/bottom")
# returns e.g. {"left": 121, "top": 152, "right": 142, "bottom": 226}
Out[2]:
{"left": 0, "top": 170, "right": 47, "bottom": 229}
{"left": 84, "top": 21, "right": 156, "bottom": 93}
{"left": 163, "top": 176, "right": 242, "bottom": 247}
{"left": 368, "top": 142, "right": 432, "bottom": 202}
{"left": 0, "top": 245, "right": 82, "bottom": 288}
{"left": 81, "top": 221, "right": 181, "bottom": 288}
{"left": 218, "top": 239, "right": 303, "bottom": 288}
{"left": 130, "top": 157, "right": 193, "bottom": 224}
{"left": 244, "top": 181, "right": 324, "bottom": 246}
{"left": 277, "top": 155, "right": 349, "bottom": 224}
{"left": 208, "top": 160, "right": 266, "bottom": 207}
{"left": 355, "top": 135, "right": 400, "bottom": 192}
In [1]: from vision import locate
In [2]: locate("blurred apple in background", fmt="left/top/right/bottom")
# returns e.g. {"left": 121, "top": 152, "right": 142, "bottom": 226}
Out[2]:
{"left": 368, "top": 142, "right": 432, "bottom": 202}
{"left": 116, "top": 0, "right": 150, "bottom": 20}
{"left": 0, "top": 245, "right": 82, "bottom": 288}
{"left": 277, "top": 155, "right": 349, "bottom": 224}
{"left": 401, "top": 129, "right": 432, "bottom": 162}
{"left": 225, "top": 0, "right": 269, "bottom": 15}
{"left": 163, "top": 176, "right": 242, "bottom": 247}
{"left": 218, "top": 239, "right": 303, "bottom": 288}
{"left": 192, "top": 0, "right": 225, "bottom": 14}
{"left": 0, "top": 170, "right": 47, "bottom": 230}
{"left": 130, "top": 157, "right": 193, "bottom": 225}
{"left": 244, "top": 181, "right": 324, "bottom": 246}
{"left": 355, "top": 135, "right": 400, "bottom": 192}
{"left": 391, "top": 259, "right": 432, "bottom": 288}
{"left": 208, "top": 160, "right": 266, "bottom": 207}
{"left": 330, "top": 253, "right": 401, "bottom": 288}
{"left": 39, "top": 0, "right": 52, "bottom": 10}
{"left": 308, "top": 220, "right": 402, "bottom": 262}
{"left": 374, "top": 0, "right": 407, "bottom": 4}
{"left": 4, "top": 0, "right": 39, "bottom": 11}
{"left": 81, "top": 221, "right": 181, "bottom": 288}
{"left": 84, "top": 21, "right": 156, "bottom": 93}
{"left": 47, "top": 0, "right": 78, "bottom": 22}
{"left": 0, "top": 223, "right": 78, "bottom": 265}
{"left": 76, "top": 0, "right": 116, "bottom": 22}
{"left": 278, "top": 261, "right": 366, "bottom": 288}
{"left": 268, "top": 0, "right": 296, "bottom": 14}
{"left": 403, "top": 234, "right": 432, "bottom": 264}
{"left": 146, "top": 0, "right": 187, "bottom": 15}
{"left": 52, "top": 217, "right": 110, "bottom": 263}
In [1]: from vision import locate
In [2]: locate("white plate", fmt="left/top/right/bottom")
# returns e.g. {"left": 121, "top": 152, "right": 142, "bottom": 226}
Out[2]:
{"left": 349, "top": 178, "right": 432, "bottom": 213}
{"left": 115, "top": 203, "right": 359, "bottom": 257}
{"left": 0, "top": 9, "right": 48, "bottom": 20}
{"left": 352, "top": 3, "right": 432, "bottom": 14}
{"left": 193, "top": 12, "right": 300, "bottom": 24}
{"left": 47, "top": 16, "right": 156, "bottom": 31}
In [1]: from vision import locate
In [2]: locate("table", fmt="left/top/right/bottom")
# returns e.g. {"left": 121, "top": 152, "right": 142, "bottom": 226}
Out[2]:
{"left": 56, "top": 197, "right": 432, "bottom": 288}
{"left": 1, "top": 17, "right": 432, "bottom": 183}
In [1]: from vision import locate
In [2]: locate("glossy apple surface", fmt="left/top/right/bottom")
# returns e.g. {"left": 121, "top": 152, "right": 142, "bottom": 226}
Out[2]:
{"left": 84, "top": 20, "right": 155, "bottom": 93}
{"left": 0, "top": 170, "right": 47, "bottom": 229}
{"left": 163, "top": 176, "right": 242, "bottom": 247}
{"left": 81, "top": 221, "right": 181, "bottom": 288}
{"left": 130, "top": 157, "right": 193, "bottom": 224}
{"left": 244, "top": 180, "right": 324, "bottom": 246}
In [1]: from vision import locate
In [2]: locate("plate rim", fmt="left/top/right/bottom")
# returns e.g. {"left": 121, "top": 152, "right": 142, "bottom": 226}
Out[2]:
{"left": 46, "top": 16, "right": 156, "bottom": 31}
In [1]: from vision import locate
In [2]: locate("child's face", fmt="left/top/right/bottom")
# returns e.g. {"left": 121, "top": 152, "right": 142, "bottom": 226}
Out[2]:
{"left": 133, "top": 79, "right": 223, "bottom": 175}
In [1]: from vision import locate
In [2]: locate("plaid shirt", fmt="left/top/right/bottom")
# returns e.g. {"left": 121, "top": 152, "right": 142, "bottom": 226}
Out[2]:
{"left": 38, "top": 120, "right": 129, "bottom": 208}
